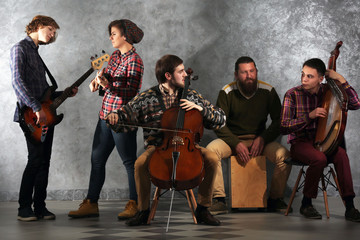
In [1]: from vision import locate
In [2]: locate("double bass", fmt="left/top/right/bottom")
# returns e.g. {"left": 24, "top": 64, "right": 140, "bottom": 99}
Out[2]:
{"left": 148, "top": 68, "right": 205, "bottom": 191}
{"left": 314, "top": 41, "right": 348, "bottom": 155}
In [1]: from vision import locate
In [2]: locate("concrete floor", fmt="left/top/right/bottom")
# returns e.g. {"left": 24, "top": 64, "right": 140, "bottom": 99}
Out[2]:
{"left": 1, "top": 197, "right": 360, "bottom": 240}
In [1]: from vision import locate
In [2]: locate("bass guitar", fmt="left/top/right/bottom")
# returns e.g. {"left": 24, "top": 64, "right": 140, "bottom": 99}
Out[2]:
{"left": 19, "top": 53, "right": 109, "bottom": 143}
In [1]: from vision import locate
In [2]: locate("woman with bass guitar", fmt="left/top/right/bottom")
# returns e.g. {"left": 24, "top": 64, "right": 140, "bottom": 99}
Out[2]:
{"left": 106, "top": 54, "right": 226, "bottom": 226}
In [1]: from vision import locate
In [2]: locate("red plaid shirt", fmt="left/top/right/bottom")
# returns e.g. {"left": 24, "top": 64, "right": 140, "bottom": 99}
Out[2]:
{"left": 280, "top": 82, "right": 360, "bottom": 143}
{"left": 99, "top": 47, "right": 143, "bottom": 119}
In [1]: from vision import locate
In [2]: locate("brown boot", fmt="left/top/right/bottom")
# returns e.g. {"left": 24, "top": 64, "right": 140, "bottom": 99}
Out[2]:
{"left": 68, "top": 199, "right": 99, "bottom": 218}
{"left": 118, "top": 200, "right": 138, "bottom": 220}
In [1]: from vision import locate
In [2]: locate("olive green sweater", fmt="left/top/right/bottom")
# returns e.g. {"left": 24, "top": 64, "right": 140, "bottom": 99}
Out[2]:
{"left": 215, "top": 80, "right": 281, "bottom": 150}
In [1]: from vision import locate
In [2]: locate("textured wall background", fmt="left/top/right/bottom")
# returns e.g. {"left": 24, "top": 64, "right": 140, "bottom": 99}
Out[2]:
{"left": 1, "top": 0, "right": 359, "bottom": 201}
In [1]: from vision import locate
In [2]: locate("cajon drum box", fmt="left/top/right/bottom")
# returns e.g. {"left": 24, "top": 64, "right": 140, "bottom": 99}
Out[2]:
{"left": 230, "top": 155, "right": 267, "bottom": 208}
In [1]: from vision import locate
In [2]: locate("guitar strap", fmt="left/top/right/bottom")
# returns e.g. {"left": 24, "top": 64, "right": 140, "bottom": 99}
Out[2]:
{"left": 39, "top": 56, "right": 58, "bottom": 90}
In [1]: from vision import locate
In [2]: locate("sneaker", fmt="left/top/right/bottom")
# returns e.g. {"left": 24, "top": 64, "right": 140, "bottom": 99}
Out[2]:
{"left": 35, "top": 208, "right": 56, "bottom": 220}
{"left": 345, "top": 208, "right": 360, "bottom": 222}
{"left": 68, "top": 199, "right": 99, "bottom": 218}
{"left": 118, "top": 200, "right": 138, "bottom": 220}
{"left": 267, "top": 198, "right": 292, "bottom": 213}
{"left": 195, "top": 207, "right": 220, "bottom": 226}
{"left": 209, "top": 199, "right": 228, "bottom": 215}
{"left": 18, "top": 207, "right": 37, "bottom": 222}
{"left": 300, "top": 205, "right": 322, "bottom": 219}
{"left": 125, "top": 209, "right": 150, "bottom": 226}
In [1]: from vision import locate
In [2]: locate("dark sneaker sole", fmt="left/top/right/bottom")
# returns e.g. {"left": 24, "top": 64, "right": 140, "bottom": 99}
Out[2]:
{"left": 300, "top": 212, "right": 322, "bottom": 219}
{"left": 39, "top": 215, "right": 56, "bottom": 220}
{"left": 17, "top": 216, "right": 38, "bottom": 221}
{"left": 345, "top": 216, "right": 360, "bottom": 222}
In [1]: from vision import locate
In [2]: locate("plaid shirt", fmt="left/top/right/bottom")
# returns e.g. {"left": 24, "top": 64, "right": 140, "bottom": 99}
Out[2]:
{"left": 10, "top": 36, "right": 49, "bottom": 122}
{"left": 99, "top": 47, "right": 143, "bottom": 119}
{"left": 113, "top": 85, "right": 226, "bottom": 148}
{"left": 280, "top": 82, "right": 360, "bottom": 143}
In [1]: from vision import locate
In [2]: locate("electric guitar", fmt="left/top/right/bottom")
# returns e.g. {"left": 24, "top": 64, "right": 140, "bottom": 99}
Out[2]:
{"left": 19, "top": 53, "right": 110, "bottom": 143}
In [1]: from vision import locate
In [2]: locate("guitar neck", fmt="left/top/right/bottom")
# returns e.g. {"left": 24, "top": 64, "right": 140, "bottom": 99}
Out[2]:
{"left": 52, "top": 67, "right": 95, "bottom": 109}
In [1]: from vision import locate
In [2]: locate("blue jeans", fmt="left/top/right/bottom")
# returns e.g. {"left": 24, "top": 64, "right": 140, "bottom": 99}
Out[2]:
{"left": 87, "top": 119, "right": 137, "bottom": 202}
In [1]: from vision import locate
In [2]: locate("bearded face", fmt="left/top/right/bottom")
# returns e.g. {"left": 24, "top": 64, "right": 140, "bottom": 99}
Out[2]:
{"left": 235, "top": 62, "right": 258, "bottom": 97}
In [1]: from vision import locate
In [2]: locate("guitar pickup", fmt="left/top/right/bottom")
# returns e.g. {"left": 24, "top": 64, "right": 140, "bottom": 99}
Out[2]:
{"left": 41, "top": 125, "right": 48, "bottom": 142}
{"left": 27, "top": 124, "right": 35, "bottom": 132}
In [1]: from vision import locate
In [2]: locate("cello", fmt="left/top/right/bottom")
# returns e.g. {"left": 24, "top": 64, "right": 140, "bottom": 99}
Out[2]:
{"left": 148, "top": 68, "right": 204, "bottom": 191}
{"left": 147, "top": 68, "right": 204, "bottom": 231}
{"left": 314, "top": 41, "right": 348, "bottom": 155}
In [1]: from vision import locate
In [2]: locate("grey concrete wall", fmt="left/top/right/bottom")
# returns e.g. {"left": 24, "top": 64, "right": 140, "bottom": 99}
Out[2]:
{"left": 1, "top": 0, "right": 359, "bottom": 201}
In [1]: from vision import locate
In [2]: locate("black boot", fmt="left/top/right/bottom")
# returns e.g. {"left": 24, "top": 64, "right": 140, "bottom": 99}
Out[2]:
{"left": 195, "top": 206, "right": 220, "bottom": 226}
{"left": 125, "top": 209, "right": 150, "bottom": 226}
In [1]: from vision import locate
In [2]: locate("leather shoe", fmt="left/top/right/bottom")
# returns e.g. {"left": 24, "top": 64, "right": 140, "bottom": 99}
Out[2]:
{"left": 125, "top": 209, "right": 149, "bottom": 226}
{"left": 195, "top": 207, "right": 220, "bottom": 226}
{"left": 300, "top": 205, "right": 322, "bottom": 219}
{"left": 345, "top": 208, "right": 360, "bottom": 222}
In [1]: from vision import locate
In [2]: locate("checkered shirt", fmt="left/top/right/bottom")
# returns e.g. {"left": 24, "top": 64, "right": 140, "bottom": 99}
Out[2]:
{"left": 99, "top": 47, "right": 144, "bottom": 119}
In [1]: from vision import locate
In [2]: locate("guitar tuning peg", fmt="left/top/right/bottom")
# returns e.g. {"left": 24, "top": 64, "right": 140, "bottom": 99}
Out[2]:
{"left": 90, "top": 56, "right": 95, "bottom": 60}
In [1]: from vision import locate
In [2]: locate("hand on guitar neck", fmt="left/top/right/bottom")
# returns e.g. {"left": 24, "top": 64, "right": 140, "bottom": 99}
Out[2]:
{"left": 325, "top": 69, "right": 346, "bottom": 84}
{"left": 89, "top": 68, "right": 108, "bottom": 92}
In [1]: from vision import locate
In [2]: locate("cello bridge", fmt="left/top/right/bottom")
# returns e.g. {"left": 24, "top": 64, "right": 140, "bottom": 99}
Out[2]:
{"left": 172, "top": 136, "right": 184, "bottom": 146}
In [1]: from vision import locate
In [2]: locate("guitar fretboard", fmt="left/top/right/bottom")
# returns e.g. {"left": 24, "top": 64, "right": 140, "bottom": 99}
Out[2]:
{"left": 52, "top": 68, "right": 95, "bottom": 109}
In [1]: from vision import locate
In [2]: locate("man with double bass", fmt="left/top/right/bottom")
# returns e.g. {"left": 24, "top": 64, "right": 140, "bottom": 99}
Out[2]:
{"left": 280, "top": 58, "right": 360, "bottom": 221}
{"left": 106, "top": 54, "right": 226, "bottom": 226}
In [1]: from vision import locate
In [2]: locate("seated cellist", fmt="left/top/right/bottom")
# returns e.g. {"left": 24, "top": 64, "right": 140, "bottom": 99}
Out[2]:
{"left": 106, "top": 54, "right": 226, "bottom": 226}
{"left": 280, "top": 58, "right": 360, "bottom": 221}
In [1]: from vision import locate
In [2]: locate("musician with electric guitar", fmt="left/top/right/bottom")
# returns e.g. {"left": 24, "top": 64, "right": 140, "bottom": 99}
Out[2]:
{"left": 280, "top": 52, "right": 360, "bottom": 222}
{"left": 10, "top": 15, "right": 80, "bottom": 222}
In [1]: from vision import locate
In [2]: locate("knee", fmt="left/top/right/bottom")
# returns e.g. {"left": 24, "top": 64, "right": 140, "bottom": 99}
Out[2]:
{"left": 206, "top": 139, "right": 228, "bottom": 162}
{"left": 310, "top": 155, "right": 327, "bottom": 168}
{"left": 134, "top": 159, "right": 144, "bottom": 171}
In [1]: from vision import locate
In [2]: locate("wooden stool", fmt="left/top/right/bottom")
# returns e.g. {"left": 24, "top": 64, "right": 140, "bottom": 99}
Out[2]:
{"left": 147, "top": 187, "right": 198, "bottom": 224}
{"left": 229, "top": 155, "right": 267, "bottom": 208}
{"left": 284, "top": 158, "right": 344, "bottom": 218}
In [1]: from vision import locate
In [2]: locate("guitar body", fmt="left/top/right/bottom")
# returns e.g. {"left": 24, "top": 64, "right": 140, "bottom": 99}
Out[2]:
{"left": 19, "top": 87, "right": 63, "bottom": 143}
{"left": 314, "top": 83, "right": 348, "bottom": 155}
{"left": 17, "top": 53, "right": 109, "bottom": 143}
{"left": 314, "top": 41, "right": 348, "bottom": 155}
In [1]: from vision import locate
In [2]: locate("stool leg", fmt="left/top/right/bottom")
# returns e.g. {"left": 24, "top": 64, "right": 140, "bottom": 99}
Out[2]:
{"left": 285, "top": 167, "right": 304, "bottom": 216}
{"left": 147, "top": 187, "right": 161, "bottom": 224}
{"left": 186, "top": 189, "right": 197, "bottom": 224}
{"left": 321, "top": 175, "right": 330, "bottom": 218}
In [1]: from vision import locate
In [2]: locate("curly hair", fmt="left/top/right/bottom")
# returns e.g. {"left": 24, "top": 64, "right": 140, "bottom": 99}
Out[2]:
{"left": 26, "top": 15, "right": 60, "bottom": 44}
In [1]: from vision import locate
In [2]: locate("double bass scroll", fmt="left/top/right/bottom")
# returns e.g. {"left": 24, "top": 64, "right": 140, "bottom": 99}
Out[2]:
{"left": 314, "top": 41, "right": 349, "bottom": 155}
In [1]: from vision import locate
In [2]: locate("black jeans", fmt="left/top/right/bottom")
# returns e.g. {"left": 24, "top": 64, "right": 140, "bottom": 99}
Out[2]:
{"left": 18, "top": 125, "right": 54, "bottom": 210}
